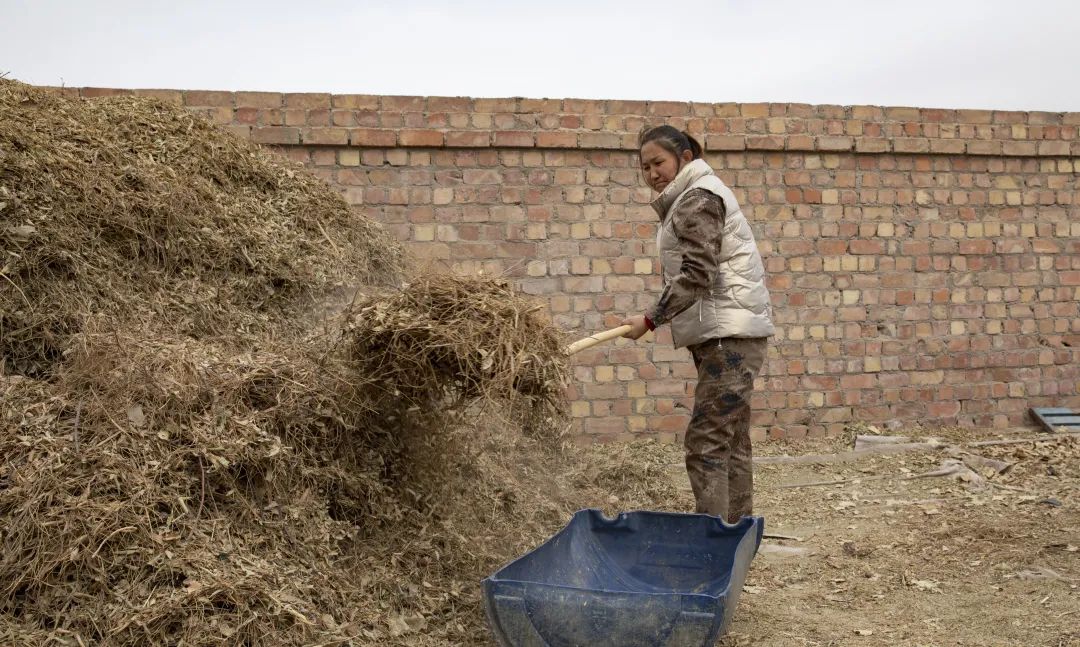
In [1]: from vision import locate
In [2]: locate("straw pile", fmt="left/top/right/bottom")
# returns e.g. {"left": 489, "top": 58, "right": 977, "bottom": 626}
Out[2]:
{"left": 0, "top": 79, "right": 623, "bottom": 646}
{"left": 0, "top": 78, "right": 399, "bottom": 378}
{"left": 344, "top": 273, "right": 570, "bottom": 437}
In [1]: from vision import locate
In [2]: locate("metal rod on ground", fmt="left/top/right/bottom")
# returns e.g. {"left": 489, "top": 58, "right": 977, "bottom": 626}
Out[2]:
{"left": 565, "top": 325, "right": 633, "bottom": 356}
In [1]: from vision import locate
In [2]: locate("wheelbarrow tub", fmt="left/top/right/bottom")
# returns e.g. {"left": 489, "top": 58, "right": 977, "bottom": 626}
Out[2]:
{"left": 482, "top": 509, "right": 764, "bottom": 647}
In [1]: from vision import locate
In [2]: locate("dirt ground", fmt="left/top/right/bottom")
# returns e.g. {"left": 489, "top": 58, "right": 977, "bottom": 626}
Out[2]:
{"left": 701, "top": 427, "right": 1080, "bottom": 647}
{"left": 443, "top": 425, "right": 1077, "bottom": 647}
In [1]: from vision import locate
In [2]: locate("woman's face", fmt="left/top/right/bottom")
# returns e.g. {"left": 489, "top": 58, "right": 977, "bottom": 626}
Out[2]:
{"left": 640, "top": 141, "right": 691, "bottom": 193}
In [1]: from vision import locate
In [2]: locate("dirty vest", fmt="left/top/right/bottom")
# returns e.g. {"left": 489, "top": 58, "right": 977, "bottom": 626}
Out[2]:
{"left": 653, "top": 160, "right": 775, "bottom": 348}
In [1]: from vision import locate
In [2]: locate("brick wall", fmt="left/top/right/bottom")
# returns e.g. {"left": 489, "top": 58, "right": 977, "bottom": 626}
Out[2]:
{"left": 61, "top": 87, "right": 1080, "bottom": 441}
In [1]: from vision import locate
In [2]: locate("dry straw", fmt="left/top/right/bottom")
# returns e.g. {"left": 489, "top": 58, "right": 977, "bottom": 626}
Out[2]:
{"left": 0, "top": 78, "right": 400, "bottom": 377}
{"left": 0, "top": 79, "right": 611, "bottom": 646}
{"left": 344, "top": 272, "right": 570, "bottom": 438}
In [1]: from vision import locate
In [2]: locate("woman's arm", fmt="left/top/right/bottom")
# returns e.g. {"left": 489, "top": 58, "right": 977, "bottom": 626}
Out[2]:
{"left": 646, "top": 189, "right": 726, "bottom": 327}
{"left": 623, "top": 189, "right": 725, "bottom": 339}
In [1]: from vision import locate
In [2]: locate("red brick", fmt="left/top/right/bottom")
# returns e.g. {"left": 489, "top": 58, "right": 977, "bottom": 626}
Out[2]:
{"left": 475, "top": 98, "right": 519, "bottom": 112}
{"left": 537, "top": 132, "right": 578, "bottom": 148}
{"left": 778, "top": 239, "right": 813, "bottom": 255}
{"left": 957, "top": 109, "right": 993, "bottom": 124}
{"left": 927, "top": 401, "right": 961, "bottom": 418}
{"left": 331, "top": 94, "right": 379, "bottom": 110}
{"left": 607, "top": 100, "right": 649, "bottom": 114}
{"left": 446, "top": 131, "right": 491, "bottom": 147}
{"left": 649, "top": 415, "right": 690, "bottom": 432}
{"left": 494, "top": 131, "right": 534, "bottom": 147}
{"left": 428, "top": 96, "right": 473, "bottom": 112}
{"left": 81, "top": 87, "right": 133, "bottom": 98}
{"left": 519, "top": 98, "right": 562, "bottom": 112}
{"left": 855, "top": 138, "right": 889, "bottom": 153}
{"left": 817, "top": 240, "right": 847, "bottom": 254}
{"left": 250, "top": 127, "right": 300, "bottom": 145}
{"left": 851, "top": 106, "right": 883, "bottom": 120}
{"left": 993, "top": 110, "right": 1026, "bottom": 124}
{"left": 559, "top": 115, "right": 583, "bottom": 129}
{"left": 893, "top": 138, "right": 930, "bottom": 153}
{"left": 920, "top": 109, "right": 954, "bottom": 122}
{"left": 707, "top": 135, "right": 746, "bottom": 151}
{"left": 399, "top": 129, "right": 444, "bottom": 147}
{"left": 1038, "top": 141, "right": 1070, "bottom": 156}
{"left": 565, "top": 98, "right": 606, "bottom": 114}
{"left": 605, "top": 276, "right": 645, "bottom": 292}
{"left": 786, "top": 135, "right": 814, "bottom": 150}
{"left": 840, "top": 374, "right": 876, "bottom": 389}
{"left": 817, "top": 136, "right": 853, "bottom": 151}
{"left": 746, "top": 135, "right": 785, "bottom": 150}
{"left": 331, "top": 110, "right": 357, "bottom": 127}
{"left": 1003, "top": 141, "right": 1038, "bottom": 156}
{"left": 966, "top": 140, "right": 1003, "bottom": 155}
{"left": 349, "top": 128, "right": 397, "bottom": 147}
{"left": 308, "top": 108, "right": 332, "bottom": 126}
{"left": 582, "top": 382, "right": 624, "bottom": 400}
{"left": 885, "top": 107, "right": 920, "bottom": 120}
{"left": 838, "top": 307, "right": 866, "bottom": 321}
{"left": 739, "top": 103, "right": 770, "bottom": 118}
{"left": 648, "top": 101, "right": 690, "bottom": 116}
{"left": 958, "top": 240, "right": 994, "bottom": 255}
{"left": 184, "top": 90, "right": 233, "bottom": 107}
{"left": 850, "top": 239, "right": 885, "bottom": 255}
{"left": 235, "top": 91, "right": 281, "bottom": 108}
{"left": 284, "top": 92, "right": 330, "bottom": 109}
{"left": 234, "top": 107, "right": 259, "bottom": 125}
{"left": 579, "top": 133, "right": 624, "bottom": 149}
{"left": 378, "top": 96, "right": 423, "bottom": 112}
{"left": 705, "top": 118, "right": 730, "bottom": 133}
{"left": 463, "top": 169, "right": 502, "bottom": 184}
{"left": 302, "top": 127, "right": 348, "bottom": 146}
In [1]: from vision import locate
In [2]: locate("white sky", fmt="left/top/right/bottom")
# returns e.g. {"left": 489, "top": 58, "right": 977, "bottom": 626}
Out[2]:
{"left": 2, "top": 0, "right": 1078, "bottom": 111}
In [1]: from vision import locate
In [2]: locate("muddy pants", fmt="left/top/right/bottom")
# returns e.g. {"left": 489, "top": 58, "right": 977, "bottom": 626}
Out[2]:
{"left": 685, "top": 337, "right": 767, "bottom": 523}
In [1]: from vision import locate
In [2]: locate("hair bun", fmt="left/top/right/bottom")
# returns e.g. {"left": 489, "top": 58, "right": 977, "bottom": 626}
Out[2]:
{"left": 638, "top": 124, "right": 704, "bottom": 161}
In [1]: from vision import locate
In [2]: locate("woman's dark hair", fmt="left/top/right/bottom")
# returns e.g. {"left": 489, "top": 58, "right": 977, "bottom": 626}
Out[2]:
{"left": 638, "top": 125, "right": 703, "bottom": 161}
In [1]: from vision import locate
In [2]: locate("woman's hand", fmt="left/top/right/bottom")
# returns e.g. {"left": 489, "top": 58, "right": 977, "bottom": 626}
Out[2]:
{"left": 621, "top": 315, "right": 651, "bottom": 340}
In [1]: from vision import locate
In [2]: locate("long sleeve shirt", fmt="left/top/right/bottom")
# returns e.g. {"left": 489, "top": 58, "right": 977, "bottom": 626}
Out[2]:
{"left": 646, "top": 188, "right": 726, "bottom": 328}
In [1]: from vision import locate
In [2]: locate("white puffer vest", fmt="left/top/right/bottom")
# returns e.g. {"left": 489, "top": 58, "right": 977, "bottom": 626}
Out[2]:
{"left": 652, "top": 159, "right": 775, "bottom": 348}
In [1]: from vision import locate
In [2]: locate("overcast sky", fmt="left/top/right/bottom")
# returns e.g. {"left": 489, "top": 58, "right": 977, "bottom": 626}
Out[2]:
{"left": 2, "top": 0, "right": 1078, "bottom": 111}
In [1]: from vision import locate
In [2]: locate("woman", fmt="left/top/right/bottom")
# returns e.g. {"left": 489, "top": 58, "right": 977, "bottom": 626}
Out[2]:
{"left": 621, "top": 125, "right": 774, "bottom": 523}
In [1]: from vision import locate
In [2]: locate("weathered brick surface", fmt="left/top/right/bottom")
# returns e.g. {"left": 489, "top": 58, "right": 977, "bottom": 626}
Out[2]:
{"left": 76, "top": 88, "right": 1080, "bottom": 157}
{"left": 63, "top": 86, "right": 1080, "bottom": 443}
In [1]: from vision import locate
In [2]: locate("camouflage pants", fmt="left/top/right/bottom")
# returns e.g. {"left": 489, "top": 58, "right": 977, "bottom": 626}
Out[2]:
{"left": 684, "top": 337, "right": 767, "bottom": 523}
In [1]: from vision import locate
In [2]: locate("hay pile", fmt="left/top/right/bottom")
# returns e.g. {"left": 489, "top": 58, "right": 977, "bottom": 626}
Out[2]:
{"left": 0, "top": 333, "right": 580, "bottom": 646}
{"left": 0, "top": 79, "right": 641, "bottom": 646}
{"left": 345, "top": 273, "right": 569, "bottom": 435}
{"left": 0, "top": 78, "right": 398, "bottom": 378}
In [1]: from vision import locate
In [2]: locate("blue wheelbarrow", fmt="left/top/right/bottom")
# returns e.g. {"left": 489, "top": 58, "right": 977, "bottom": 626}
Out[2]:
{"left": 482, "top": 509, "right": 764, "bottom": 646}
